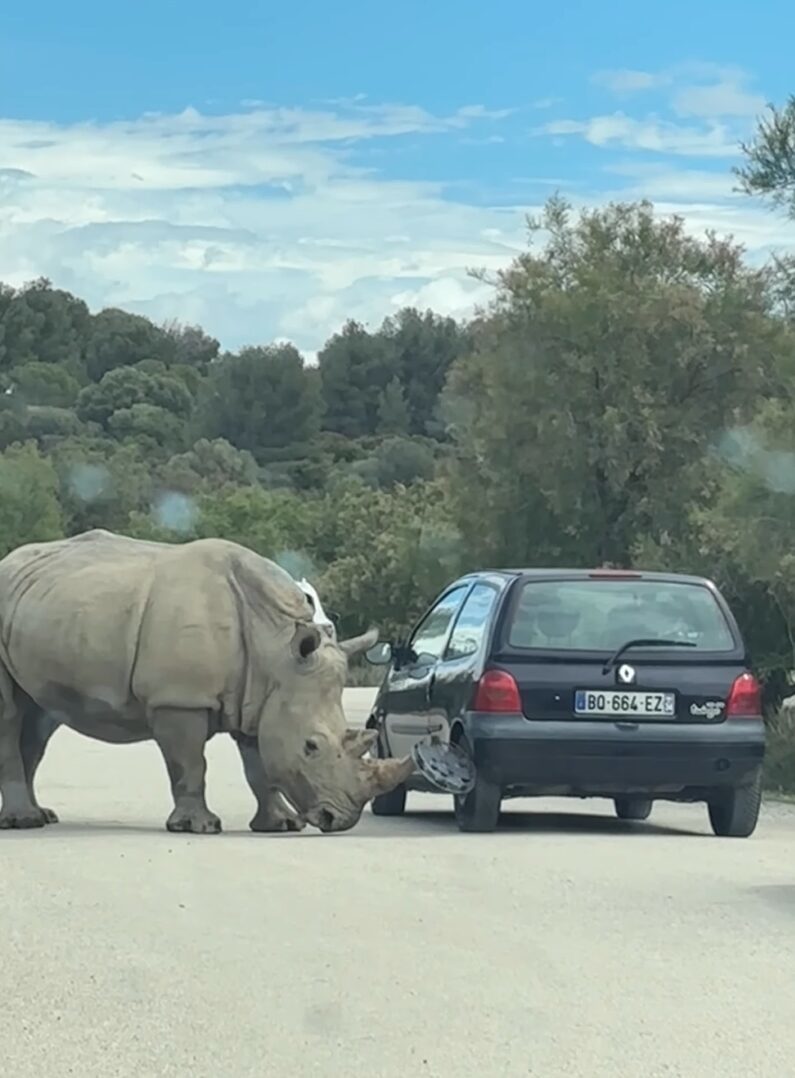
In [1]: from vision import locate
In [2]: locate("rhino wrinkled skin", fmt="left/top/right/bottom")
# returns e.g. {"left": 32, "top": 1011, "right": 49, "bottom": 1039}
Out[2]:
{"left": 0, "top": 529, "right": 412, "bottom": 834}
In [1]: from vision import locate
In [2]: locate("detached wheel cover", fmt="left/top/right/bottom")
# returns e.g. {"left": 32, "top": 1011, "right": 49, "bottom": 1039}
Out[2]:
{"left": 411, "top": 738, "right": 476, "bottom": 795}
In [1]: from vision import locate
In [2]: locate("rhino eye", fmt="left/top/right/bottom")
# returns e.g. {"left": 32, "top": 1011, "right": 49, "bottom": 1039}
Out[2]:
{"left": 304, "top": 738, "right": 320, "bottom": 756}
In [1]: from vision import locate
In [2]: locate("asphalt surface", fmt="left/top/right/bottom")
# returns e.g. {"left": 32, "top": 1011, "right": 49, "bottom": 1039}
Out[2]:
{"left": 2, "top": 687, "right": 795, "bottom": 1077}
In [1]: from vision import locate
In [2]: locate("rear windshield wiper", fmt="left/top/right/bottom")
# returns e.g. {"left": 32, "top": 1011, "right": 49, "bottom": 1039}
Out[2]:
{"left": 603, "top": 637, "right": 696, "bottom": 675}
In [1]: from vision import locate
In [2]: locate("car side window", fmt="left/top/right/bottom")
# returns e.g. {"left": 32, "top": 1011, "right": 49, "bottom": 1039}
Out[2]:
{"left": 445, "top": 583, "right": 499, "bottom": 661}
{"left": 409, "top": 585, "right": 470, "bottom": 660}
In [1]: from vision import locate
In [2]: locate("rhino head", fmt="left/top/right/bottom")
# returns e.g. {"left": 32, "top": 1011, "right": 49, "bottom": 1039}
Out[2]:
{"left": 256, "top": 622, "right": 412, "bottom": 833}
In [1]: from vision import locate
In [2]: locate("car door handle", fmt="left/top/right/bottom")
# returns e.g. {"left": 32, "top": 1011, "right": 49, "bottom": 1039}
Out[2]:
{"left": 424, "top": 674, "right": 436, "bottom": 703}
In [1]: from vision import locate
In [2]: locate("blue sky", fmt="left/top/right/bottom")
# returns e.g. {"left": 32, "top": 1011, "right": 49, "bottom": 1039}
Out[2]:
{"left": 1, "top": 0, "right": 794, "bottom": 355}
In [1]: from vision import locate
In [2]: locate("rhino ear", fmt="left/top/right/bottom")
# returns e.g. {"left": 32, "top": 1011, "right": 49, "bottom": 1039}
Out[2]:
{"left": 343, "top": 728, "right": 377, "bottom": 758}
{"left": 338, "top": 627, "right": 379, "bottom": 660}
{"left": 291, "top": 623, "right": 322, "bottom": 661}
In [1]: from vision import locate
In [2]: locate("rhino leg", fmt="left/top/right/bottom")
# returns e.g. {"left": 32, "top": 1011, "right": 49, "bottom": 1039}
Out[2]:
{"left": 235, "top": 737, "right": 305, "bottom": 833}
{"left": 0, "top": 698, "right": 49, "bottom": 829}
{"left": 150, "top": 708, "right": 221, "bottom": 834}
{"left": 20, "top": 706, "right": 61, "bottom": 825}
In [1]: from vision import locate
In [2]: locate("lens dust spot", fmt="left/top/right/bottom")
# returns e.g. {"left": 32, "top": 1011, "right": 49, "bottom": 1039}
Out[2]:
{"left": 68, "top": 463, "right": 110, "bottom": 503}
{"left": 275, "top": 549, "right": 318, "bottom": 581}
{"left": 151, "top": 491, "right": 198, "bottom": 533}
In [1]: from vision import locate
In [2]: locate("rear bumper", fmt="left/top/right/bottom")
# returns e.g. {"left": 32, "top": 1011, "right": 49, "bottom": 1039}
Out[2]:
{"left": 459, "top": 713, "right": 765, "bottom": 799}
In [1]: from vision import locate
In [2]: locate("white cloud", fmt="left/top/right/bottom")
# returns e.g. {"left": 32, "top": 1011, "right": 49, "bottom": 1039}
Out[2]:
{"left": 672, "top": 80, "right": 766, "bottom": 120}
{"left": 592, "top": 69, "right": 663, "bottom": 94}
{"left": 1, "top": 89, "right": 793, "bottom": 358}
{"left": 594, "top": 62, "right": 766, "bottom": 120}
{"left": 0, "top": 101, "right": 531, "bottom": 354}
{"left": 542, "top": 113, "right": 737, "bottom": 157}
{"left": 539, "top": 64, "right": 770, "bottom": 162}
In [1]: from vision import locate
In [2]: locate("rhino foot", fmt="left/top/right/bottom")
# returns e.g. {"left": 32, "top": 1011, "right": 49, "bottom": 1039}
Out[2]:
{"left": 250, "top": 809, "right": 306, "bottom": 833}
{"left": 40, "top": 807, "right": 59, "bottom": 825}
{"left": 0, "top": 807, "right": 49, "bottom": 829}
{"left": 166, "top": 807, "right": 222, "bottom": 834}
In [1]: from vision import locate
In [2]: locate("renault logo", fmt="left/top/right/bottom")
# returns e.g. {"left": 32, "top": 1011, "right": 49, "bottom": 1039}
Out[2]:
{"left": 617, "top": 663, "right": 636, "bottom": 685}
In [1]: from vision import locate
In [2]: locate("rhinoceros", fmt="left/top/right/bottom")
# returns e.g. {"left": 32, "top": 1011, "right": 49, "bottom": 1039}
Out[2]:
{"left": 0, "top": 529, "right": 411, "bottom": 834}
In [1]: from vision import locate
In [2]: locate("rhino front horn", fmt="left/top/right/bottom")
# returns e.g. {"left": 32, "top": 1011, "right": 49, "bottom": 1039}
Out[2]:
{"left": 338, "top": 627, "right": 379, "bottom": 659}
{"left": 367, "top": 756, "right": 414, "bottom": 797}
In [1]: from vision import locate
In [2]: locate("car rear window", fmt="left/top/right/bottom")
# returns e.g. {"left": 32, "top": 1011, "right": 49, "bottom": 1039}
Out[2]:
{"left": 507, "top": 578, "right": 736, "bottom": 652}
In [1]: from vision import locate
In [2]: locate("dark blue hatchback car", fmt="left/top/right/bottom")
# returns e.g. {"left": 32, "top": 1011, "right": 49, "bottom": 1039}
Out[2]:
{"left": 364, "top": 567, "right": 766, "bottom": 836}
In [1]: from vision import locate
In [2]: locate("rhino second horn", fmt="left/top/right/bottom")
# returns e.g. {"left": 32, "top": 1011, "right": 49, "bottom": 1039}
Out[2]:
{"left": 344, "top": 728, "right": 377, "bottom": 758}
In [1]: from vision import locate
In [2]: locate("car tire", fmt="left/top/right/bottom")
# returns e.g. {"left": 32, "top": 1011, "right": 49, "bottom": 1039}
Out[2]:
{"left": 614, "top": 797, "right": 653, "bottom": 821}
{"left": 454, "top": 775, "right": 501, "bottom": 833}
{"left": 368, "top": 719, "right": 407, "bottom": 817}
{"left": 371, "top": 784, "right": 407, "bottom": 816}
{"left": 707, "top": 768, "right": 763, "bottom": 838}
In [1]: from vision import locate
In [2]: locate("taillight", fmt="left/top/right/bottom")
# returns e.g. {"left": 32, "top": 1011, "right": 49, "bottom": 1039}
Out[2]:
{"left": 473, "top": 669, "right": 522, "bottom": 713}
{"left": 726, "top": 672, "right": 762, "bottom": 719}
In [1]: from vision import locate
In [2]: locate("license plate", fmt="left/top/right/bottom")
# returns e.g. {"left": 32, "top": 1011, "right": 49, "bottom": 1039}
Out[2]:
{"left": 574, "top": 690, "right": 676, "bottom": 717}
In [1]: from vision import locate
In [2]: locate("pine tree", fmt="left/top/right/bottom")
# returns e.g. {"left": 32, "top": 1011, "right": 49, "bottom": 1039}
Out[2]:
{"left": 376, "top": 376, "right": 410, "bottom": 434}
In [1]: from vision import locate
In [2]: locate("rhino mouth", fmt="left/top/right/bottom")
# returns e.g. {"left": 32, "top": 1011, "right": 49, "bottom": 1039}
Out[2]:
{"left": 306, "top": 802, "right": 360, "bottom": 833}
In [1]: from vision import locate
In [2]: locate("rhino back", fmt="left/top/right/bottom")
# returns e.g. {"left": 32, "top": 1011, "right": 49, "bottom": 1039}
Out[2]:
{"left": 132, "top": 538, "right": 319, "bottom": 732}
{"left": 0, "top": 530, "right": 316, "bottom": 738}
{"left": 0, "top": 532, "right": 159, "bottom": 738}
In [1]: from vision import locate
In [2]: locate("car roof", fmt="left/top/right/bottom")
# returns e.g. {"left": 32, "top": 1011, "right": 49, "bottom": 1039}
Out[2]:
{"left": 466, "top": 568, "right": 719, "bottom": 588}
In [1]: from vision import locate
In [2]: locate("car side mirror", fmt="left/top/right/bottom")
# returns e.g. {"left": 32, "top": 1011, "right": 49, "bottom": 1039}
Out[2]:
{"left": 365, "top": 641, "right": 393, "bottom": 666}
{"left": 406, "top": 651, "right": 436, "bottom": 677}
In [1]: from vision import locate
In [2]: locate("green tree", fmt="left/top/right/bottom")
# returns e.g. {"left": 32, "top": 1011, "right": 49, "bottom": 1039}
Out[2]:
{"left": 377, "top": 376, "right": 410, "bottom": 434}
{"left": 347, "top": 436, "right": 436, "bottom": 490}
{"left": 24, "top": 406, "right": 85, "bottom": 444}
{"left": 736, "top": 96, "right": 795, "bottom": 216}
{"left": 379, "top": 307, "right": 469, "bottom": 436}
{"left": 11, "top": 361, "right": 81, "bottom": 407}
{"left": 444, "top": 196, "right": 792, "bottom": 569}
{"left": 318, "top": 320, "right": 396, "bottom": 437}
{"left": 0, "top": 279, "right": 90, "bottom": 377}
{"left": 0, "top": 442, "right": 64, "bottom": 556}
{"left": 76, "top": 365, "right": 193, "bottom": 448}
{"left": 195, "top": 485, "right": 319, "bottom": 557}
{"left": 314, "top": 478, "right": 463, "bottom": 639}
{"left": 162, "top": 321, "right": 220, "bottom": 369}
{"left": 159, "top": 438, "right": 260, "bottom": 494}
{"left": 53, "top": 437, "right": 156, "bottom": 533}
{"left": 84, "top": 308, "right": 173, "bottom": 382}
{"left": 196, "top": 343, "right": 322, "bottom": 458}
{"left": 668, "top": 401, "right": 795, "bottom": 709}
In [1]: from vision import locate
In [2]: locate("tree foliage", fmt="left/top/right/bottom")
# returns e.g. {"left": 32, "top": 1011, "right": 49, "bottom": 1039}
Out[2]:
{"left": 444, "top": 197, "right": 792, "bottom": 569}
{"left": 736, "top": 96, "right": 795, "bottom": 217}
{"left": 1, "top": 193, "right": 795, "bottom": 781}
{"left": 196, "top": 343, "right": 322, "bottom": 458}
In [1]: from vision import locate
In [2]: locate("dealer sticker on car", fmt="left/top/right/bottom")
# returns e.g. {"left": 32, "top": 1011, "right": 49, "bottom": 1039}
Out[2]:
{"left": 574, "top": 690, "right": 676, "bottom": 717}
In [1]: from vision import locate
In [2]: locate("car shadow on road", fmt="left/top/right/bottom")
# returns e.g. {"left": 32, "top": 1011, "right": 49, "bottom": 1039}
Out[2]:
{"left": 748, "top": 884, "right": 795, "bottom": 916}
{"left": 359, "top": 808, "right": 704, "bottom": 838}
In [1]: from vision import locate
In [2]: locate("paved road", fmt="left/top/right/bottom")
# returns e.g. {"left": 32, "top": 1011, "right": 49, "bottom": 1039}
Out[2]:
{"left": 2, "top": 688, "right": 795, "bottom": 1077}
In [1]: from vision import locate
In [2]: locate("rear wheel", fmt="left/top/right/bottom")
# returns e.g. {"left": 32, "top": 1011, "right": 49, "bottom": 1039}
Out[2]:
{"left": 454, "top": 773, "right": 501, "bottom": 833}
{"left": 614, "top": 797, "right": 653, "bottom": 821}
{"left": 707, "top": 768, "right": 763, "bottom": 838}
